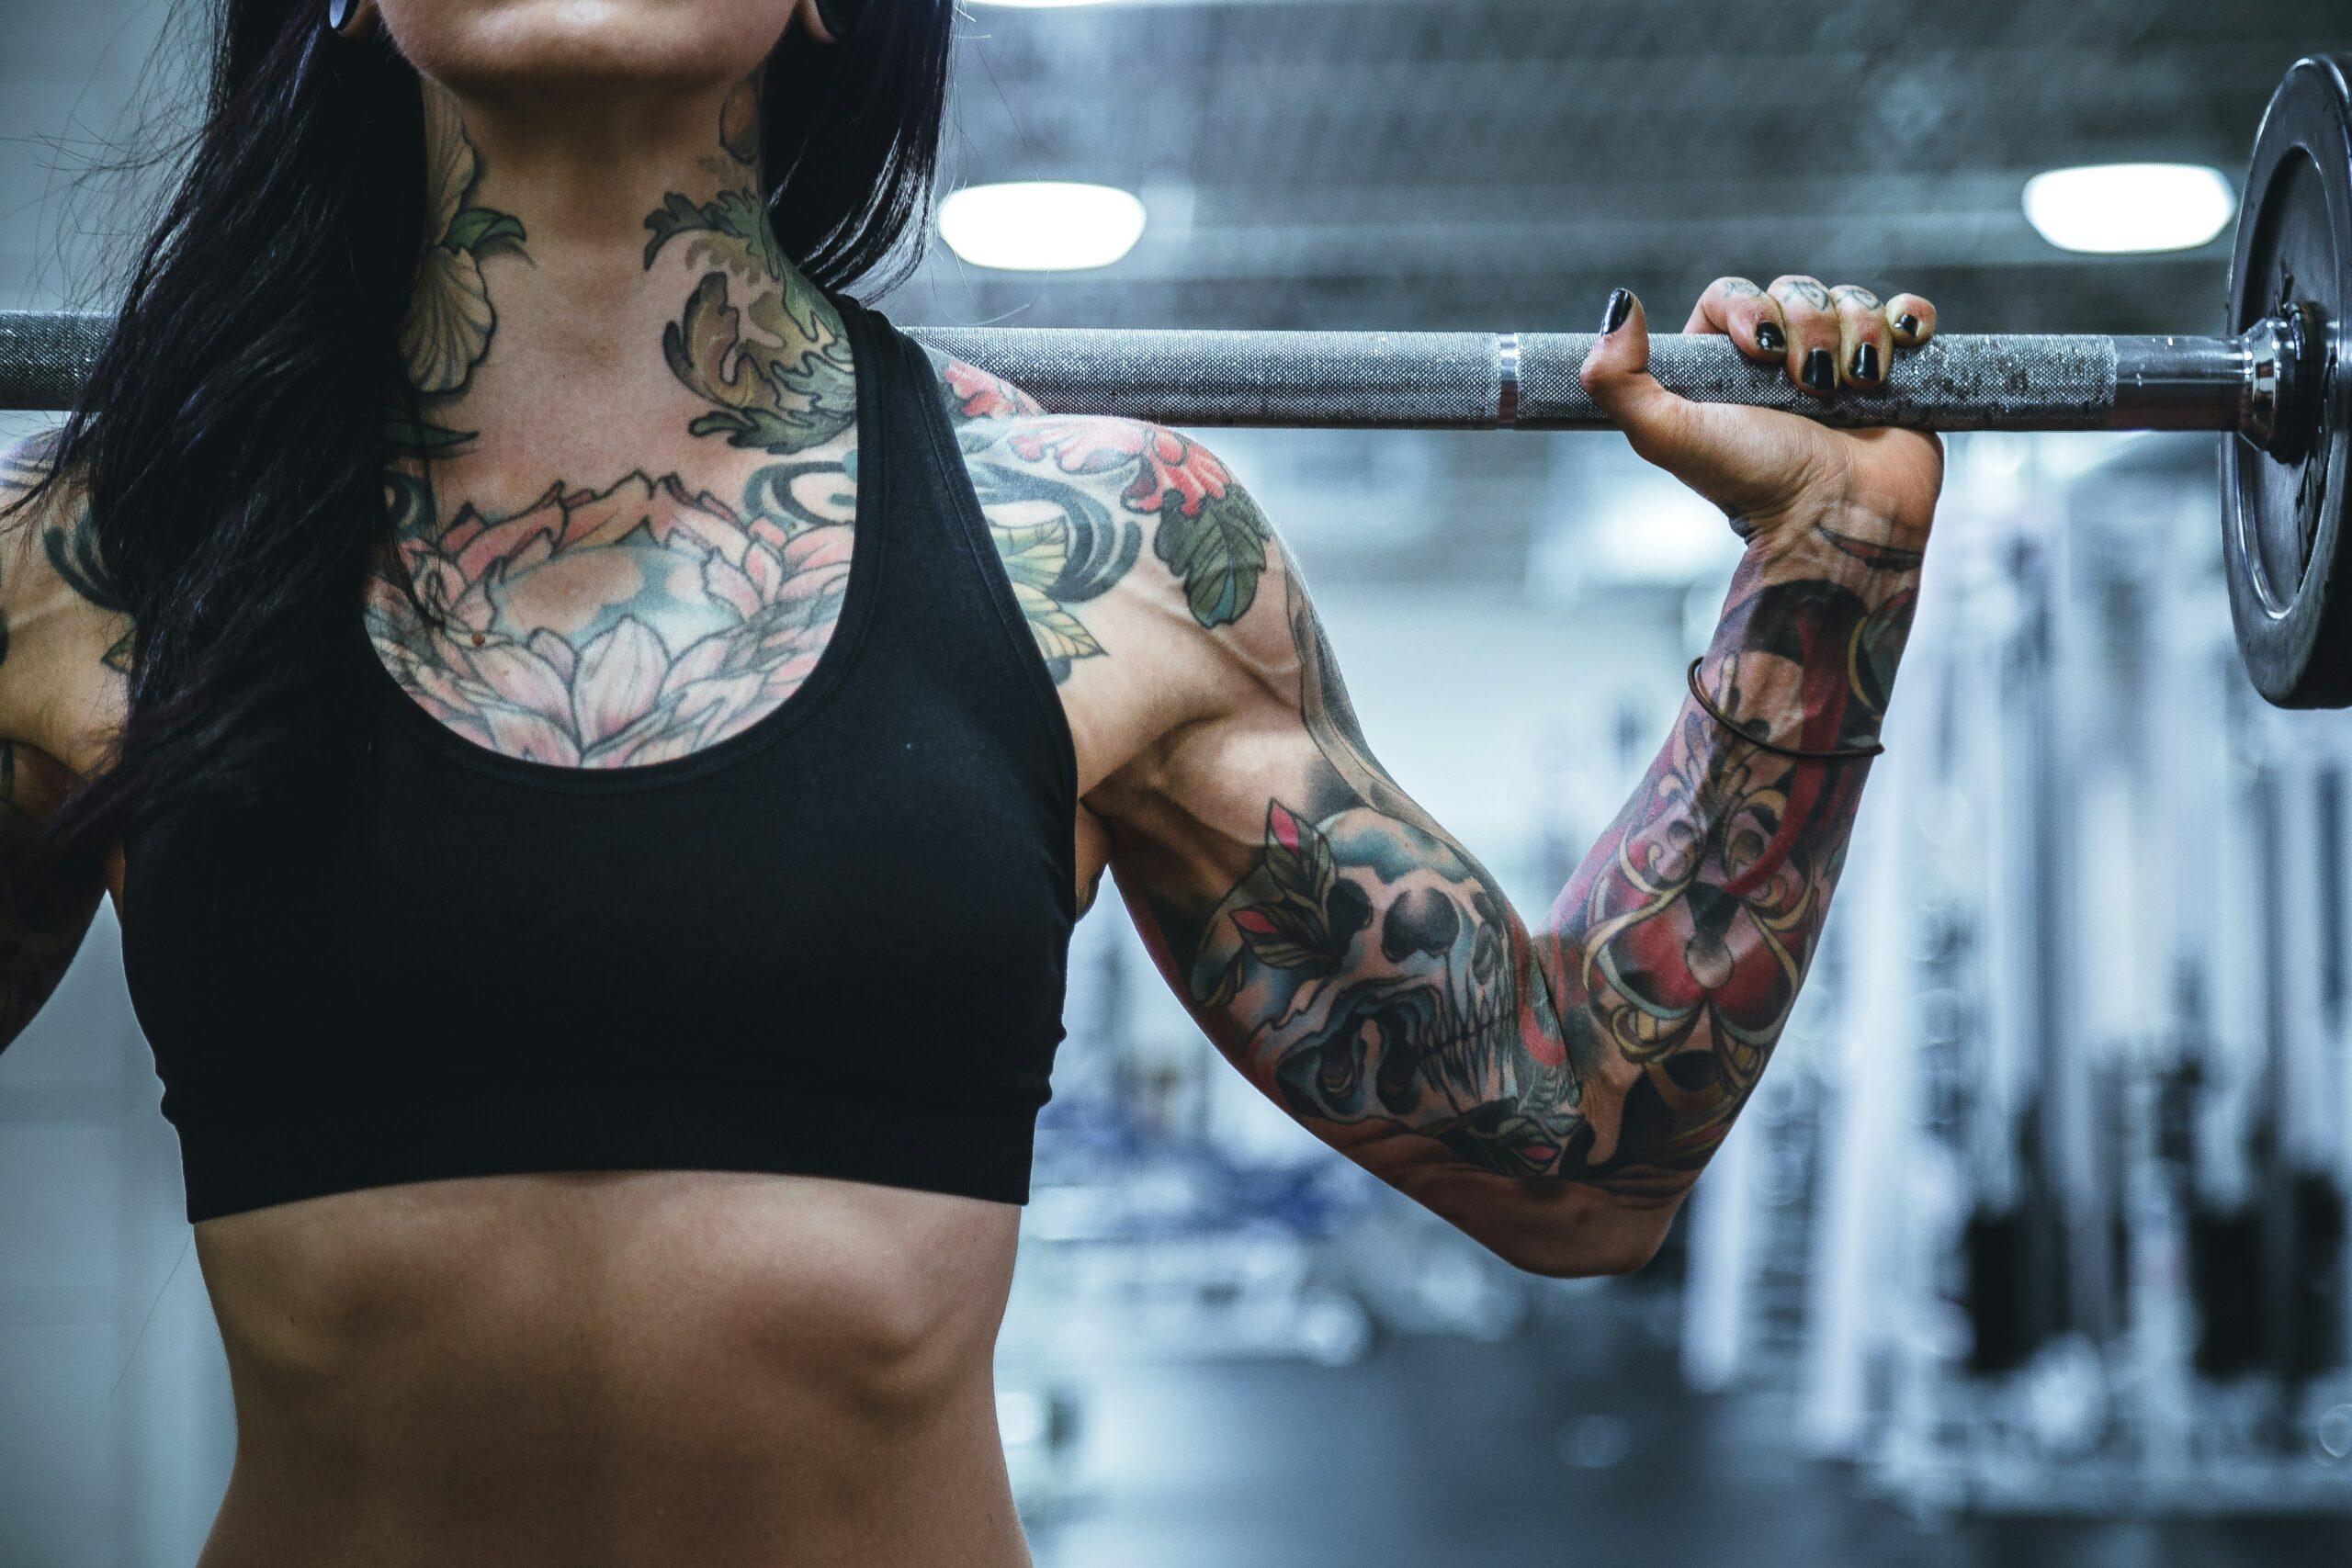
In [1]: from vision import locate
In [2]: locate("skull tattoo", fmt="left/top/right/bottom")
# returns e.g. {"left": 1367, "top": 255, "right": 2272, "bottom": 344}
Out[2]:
{"left": 1192, "top": 803, "right": 1575, "bottom": 1178}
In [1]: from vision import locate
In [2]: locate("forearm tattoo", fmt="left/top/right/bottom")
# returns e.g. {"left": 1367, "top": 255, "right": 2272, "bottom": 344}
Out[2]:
{"left": 1175, "top": 515, "right": 1917, "bottom": 1202}
{"left": 1537, "top": 527, "right": 1917, "bottom": 1198}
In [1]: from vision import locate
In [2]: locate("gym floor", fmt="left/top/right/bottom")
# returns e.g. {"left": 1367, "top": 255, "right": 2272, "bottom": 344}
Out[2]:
{"left": 1023, "top": 1290, "right": 2352, "bottom": 1568}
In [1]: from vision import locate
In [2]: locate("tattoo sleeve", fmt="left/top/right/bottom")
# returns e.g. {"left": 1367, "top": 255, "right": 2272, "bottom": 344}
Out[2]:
{"left": 1118, "top": 485, "right": 1920, "bottom": 1230}
{"left": 1533, "top": 521, "right": 1917, "bottom": 1201}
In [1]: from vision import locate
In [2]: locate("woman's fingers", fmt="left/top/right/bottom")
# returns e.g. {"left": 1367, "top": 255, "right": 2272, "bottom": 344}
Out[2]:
{"left": 1885, "top": 291, "right": 1937, "bottom": 349}
{"left": 1674, "top": 274, "right": 1940, "bottom": 397}
{"left": 1831, "top": 285, "right": 1893, "bottom": 389}
{"left": 1684, "top": 276, "right": 1788, "bottom": 362}
{"left": 1579, "top": 289, "right": 1694, "bottom": 471}
{"left": 1766, "top": 275, "right": 1843, "bottom": 397}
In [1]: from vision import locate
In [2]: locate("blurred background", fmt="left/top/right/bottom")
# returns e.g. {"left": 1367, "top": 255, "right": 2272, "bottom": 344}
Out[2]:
{"left": 7, "top": 0, "right": 2352, "bottom": 1562}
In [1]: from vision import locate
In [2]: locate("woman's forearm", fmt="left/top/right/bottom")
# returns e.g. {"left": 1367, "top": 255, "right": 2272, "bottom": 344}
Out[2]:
{"left": 1525, "top": 503, "right": 1922, "bottom": 1204}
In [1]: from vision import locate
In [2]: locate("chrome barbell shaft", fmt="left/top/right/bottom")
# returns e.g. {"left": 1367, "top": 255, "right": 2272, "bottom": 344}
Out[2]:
{"left": 0, "top": 309, "right": 2267, "bottom": 437}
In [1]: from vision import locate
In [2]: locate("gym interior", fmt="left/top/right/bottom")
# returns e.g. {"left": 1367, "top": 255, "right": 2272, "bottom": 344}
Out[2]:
{"left": 7, "top": 1, "right": 2352, "bottom": 1562}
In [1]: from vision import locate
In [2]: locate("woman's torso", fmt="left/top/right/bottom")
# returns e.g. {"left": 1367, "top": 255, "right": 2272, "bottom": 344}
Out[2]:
{"left": 63, "top": 662, "right": 1055, "bottom": 1566}
{"left": 190, "top": 1170, "right": 1028, "bottom": 1566}
{"left": 14, "top": 299, "right": 1168, "bottom": 1565}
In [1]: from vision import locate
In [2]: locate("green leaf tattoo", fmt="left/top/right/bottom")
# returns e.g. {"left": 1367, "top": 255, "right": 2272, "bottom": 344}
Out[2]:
{"left": 662, "top": 273, "right": 856, "bottom": 454}
{"left": 1154, "top": 485, "right": 1271, "bottom": 629}
{"left": 443, "top": 207, "right": 526, "bottom": 254}
{"left": 991, "top": 517, "right": 1104, "bottom": 665}
{"left": 641, "top": 95, "right": 855, "bottom": 458}
{"left": 642, "top": 188, "right": 789, "bottom": 282}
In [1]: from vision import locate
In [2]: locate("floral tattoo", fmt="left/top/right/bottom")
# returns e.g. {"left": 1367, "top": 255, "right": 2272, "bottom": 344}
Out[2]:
{"left": 643, "top": 80, "right": 857, "bottom": 459}
{"left": 368, "top": 76, "right": 869, "bottom": 770}
{"left": 922, "top": 354, "right": 1280, "bottom": 683}
{"left": 393, "top": 85, "right": 527, "bottom": 453}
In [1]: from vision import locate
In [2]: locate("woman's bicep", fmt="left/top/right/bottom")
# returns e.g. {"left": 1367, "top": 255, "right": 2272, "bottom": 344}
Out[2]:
{"left": 1094, "top": 495, "right": 1566, "bottom": 1164}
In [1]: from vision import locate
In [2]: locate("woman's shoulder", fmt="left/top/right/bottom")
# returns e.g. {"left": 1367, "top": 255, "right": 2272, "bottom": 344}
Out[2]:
{"left": 913, "top": 346, "right": 1305, "bottom": 773}
{"left": 0, "top": 428, "right": 132, "bottom": 765}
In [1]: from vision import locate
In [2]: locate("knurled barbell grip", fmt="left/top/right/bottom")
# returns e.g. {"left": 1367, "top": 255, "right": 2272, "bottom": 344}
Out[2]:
{"left": 0, "top": 310, "right": 2261, "bottom": 435}
{"left": 918, "top": 326, "right": 2255, "bottom": 435}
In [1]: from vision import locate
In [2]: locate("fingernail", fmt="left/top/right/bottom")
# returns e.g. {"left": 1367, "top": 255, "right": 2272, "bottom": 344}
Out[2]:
{"left": 1600, "top": 288, "right": 1634, "bottom": 335}
{"left": 1850, "top": 343, "right": 1882, "bottom": 382}
{"left": 1755, "top": 321, "right": 1785, "bottom": 354}
{"left": 1803, "top": 348, "right": 1836, "bottom": 391}
{"left": 1895, "top": 312, "right": 1920, "bottom": 338}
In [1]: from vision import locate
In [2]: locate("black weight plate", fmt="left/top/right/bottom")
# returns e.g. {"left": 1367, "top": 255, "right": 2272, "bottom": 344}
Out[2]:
{"left": 2225, "top": 55, "right": 2352, "bottom": 708}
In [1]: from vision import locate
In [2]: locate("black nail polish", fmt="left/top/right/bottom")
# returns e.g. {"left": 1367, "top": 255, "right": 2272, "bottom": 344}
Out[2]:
{"left": 1803, "top": 348, "right": 1836, "bottom": 391}
{"left": 1895, "top": 312, "right": 1920, "bottom": 338}
{"left": 1850, "top": 343, "right": 1882, "bottom": 383}
{"left": 1601, "top": 288, "right": 1634, "bottom": 335}
{"left": 1755, "top": 321, "right": 1785, "bottom": 354}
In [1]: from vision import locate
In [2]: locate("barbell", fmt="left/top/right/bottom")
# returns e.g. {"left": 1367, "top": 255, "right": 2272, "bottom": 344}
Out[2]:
{"left": 0, "top": 56, "right": 2345, "bottom": 705}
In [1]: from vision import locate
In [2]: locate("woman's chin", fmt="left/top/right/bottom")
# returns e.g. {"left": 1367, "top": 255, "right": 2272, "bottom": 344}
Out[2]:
{"left": 381, "top": 0, "right": 796, "bottom": 95}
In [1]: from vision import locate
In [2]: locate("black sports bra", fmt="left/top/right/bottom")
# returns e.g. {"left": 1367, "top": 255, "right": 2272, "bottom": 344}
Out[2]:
{"left": 119, "top": 299, "right": 1080, "bottom": 1223}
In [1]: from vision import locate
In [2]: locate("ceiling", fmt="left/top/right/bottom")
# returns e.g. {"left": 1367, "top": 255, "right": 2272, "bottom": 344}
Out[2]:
{"left": 898, "top": 0, "right": 2352, "bottom": 337}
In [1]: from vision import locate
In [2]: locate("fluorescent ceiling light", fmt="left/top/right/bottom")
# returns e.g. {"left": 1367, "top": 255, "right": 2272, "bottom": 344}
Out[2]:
{"left": 939, "top": 182, "right": 1148, "bottom": 272}
{"left": 2020, "top": 163, "right": 2235, "bottom": 254}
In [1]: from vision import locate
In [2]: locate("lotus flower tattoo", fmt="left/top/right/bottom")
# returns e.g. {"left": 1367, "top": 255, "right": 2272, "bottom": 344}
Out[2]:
{"left": 368, "top": 472, "right": 851, "bottom": 768}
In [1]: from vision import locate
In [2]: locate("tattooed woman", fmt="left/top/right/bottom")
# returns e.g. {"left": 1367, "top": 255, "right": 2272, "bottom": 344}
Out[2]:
{"left": 0, "top": 0, "right": 1942, "bottom": 1562}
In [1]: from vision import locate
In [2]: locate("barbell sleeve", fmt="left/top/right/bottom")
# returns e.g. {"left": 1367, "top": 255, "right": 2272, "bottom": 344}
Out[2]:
{"left": 0, "top": 309, "right": 2267, "bottom": 437}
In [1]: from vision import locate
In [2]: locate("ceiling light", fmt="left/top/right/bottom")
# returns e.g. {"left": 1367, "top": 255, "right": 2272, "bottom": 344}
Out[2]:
{"left": 967, "top": 0, "right": 1112, "bottom": 6}
{"left": 938, "top": 182, "right": 1148, "bottom": 272}
{"left": 2020, "top": 163, "right": 2236, "bottom": 254}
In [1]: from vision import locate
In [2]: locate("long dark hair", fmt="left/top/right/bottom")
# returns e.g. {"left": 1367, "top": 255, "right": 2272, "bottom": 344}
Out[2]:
{"left": 17, "top": 0, "right": 952, "bottom": 876}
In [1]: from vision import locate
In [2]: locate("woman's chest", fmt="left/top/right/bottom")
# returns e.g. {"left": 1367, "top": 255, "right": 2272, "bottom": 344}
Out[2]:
{"left": 119, "top": 678, "right": 1078, "bottom": 1119}
{"left": 368, "top": 468, "right": 861, "bottom": 771}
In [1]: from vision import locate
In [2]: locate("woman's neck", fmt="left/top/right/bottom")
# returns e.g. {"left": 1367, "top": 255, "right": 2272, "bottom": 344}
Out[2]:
{"left": 396, "top": 75, "right": 853, "bottom": 484}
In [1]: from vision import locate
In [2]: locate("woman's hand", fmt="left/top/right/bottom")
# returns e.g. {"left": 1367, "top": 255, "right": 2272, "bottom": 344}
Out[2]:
{"left": 1577, "top": 277, "right": 1946, "bottom": 554}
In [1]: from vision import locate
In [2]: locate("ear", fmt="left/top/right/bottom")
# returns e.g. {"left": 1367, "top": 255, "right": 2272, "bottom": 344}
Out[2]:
{"left": 799, "top": 0, "right": 849, "bottom": 47}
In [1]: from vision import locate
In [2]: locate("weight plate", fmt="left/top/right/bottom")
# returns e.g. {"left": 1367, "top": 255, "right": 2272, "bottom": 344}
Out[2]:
{"left": 2225, "top": 55, "right": 2352, "bottom": 708}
